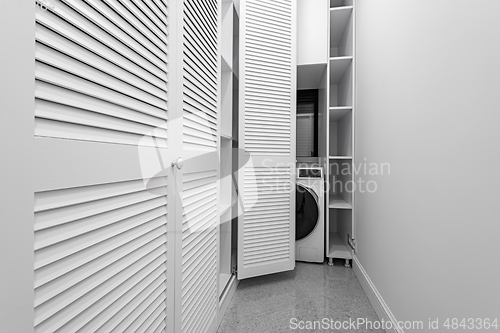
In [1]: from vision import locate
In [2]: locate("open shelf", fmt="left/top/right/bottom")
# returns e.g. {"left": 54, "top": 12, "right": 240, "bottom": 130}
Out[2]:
{"left": 232, "top": 7, "right": 240, "bottom": 77}
{"left": 328, "top": 159, "right": 352, "bottom": 205}
{"left": 221, "top": 2, "right": 233, "bottom": 70}
{"left": 330, "top": 0, "right": 353, "bottom": 8}
{"left": 329, "top": 57, "right": 352, "bottom": 107}
{"left": 330, "top": 7, "right": 353, "bottom": 57}
{"left": 329, "top": 156, "right": 352, "bottom": 159}
{"left": 221, "top": 71, "right": 233, "bottom": 138}
{"left": 329, "top": 109, "right": 352, "bottom": 157}
{"left": 329, "top": 106, "right": 352, "bottom": 121}
{"left": 220, "top": 137, "right": 232, "bottom": 211}
{"left": 328, "top": 231, "right": 352, "bottom": 259}
{"left": 329, "top": 57, "right": 352, "bottom": 82}
{"left": 329, "top": 195, "right": 352, "bottom": 209}
{"left": 232, "top": 74, "right": 239, "bottom": 140}
{"left": 327, "top": 209, "right": 352, "bottom": 259}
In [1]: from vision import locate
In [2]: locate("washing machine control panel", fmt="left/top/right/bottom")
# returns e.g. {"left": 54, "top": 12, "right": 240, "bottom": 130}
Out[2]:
{"left": 297, "top": 168, "right": 323, "bottom": 178}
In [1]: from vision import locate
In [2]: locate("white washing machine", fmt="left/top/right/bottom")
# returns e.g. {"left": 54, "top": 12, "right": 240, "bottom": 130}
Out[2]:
{"left": 295, "top": 167, "right": 324, "bottom": 263}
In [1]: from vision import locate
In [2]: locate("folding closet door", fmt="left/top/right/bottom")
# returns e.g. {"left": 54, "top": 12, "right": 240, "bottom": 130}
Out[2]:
{"left": 238, "top": 0, "right": 297, "bottom": 279}
{"left": 171, "top": 0, "right": 221, "bottom": 332}
{"left": 33, "top": 1, "right": 175, "bottom": 332}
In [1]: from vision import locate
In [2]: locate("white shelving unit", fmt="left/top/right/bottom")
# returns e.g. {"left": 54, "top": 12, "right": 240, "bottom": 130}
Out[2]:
{"left": 325, "top": 0, "right": 355, "bottom": 268}
{"left": 219, "top": 0, "right": 239, "bottom": 301}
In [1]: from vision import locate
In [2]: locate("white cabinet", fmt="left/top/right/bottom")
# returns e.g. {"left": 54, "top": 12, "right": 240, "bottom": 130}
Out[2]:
{"left": 33, "top": 0, "right": 224, "bottom": 332}
{"left": 33, "top": 1, "right": 174, "bottom": 332}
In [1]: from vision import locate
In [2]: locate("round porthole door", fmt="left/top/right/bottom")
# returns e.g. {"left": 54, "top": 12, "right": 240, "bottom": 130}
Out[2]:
{"left": 296, "top": 184, "right": 319, "bottom": 241}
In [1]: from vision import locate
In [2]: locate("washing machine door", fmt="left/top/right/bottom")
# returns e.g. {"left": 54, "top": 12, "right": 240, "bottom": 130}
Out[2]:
{"left": 296, "top": 184, "right": 319, "bottom": 241}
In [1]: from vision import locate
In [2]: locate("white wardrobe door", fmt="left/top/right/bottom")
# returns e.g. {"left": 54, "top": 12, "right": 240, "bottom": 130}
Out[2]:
{"left": 34, "top": 1, "right": 173, "bottom": 333}
{"left": 176, "top": 0, "right": 220, "bottom": 333}
{"left": 238, "top": 0, "right": 297, "bottom": 279}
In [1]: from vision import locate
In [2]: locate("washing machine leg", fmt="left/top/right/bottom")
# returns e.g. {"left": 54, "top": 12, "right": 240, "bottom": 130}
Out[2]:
{"left": 344, "top": 259, "right": 351, "bottom": 268}
{"left": 328, "top": 258, "right": 334, "bottom": 266}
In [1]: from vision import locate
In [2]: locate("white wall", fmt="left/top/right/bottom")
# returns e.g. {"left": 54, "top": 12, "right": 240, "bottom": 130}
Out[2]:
{"left": 0, "top": 2, "right": 35, "bottom": 332}
{"left": 297, "top": 0, "right": 328, "bottom": 65}
{"left": 355, "top": 0, "right": 500, "bottom": 331}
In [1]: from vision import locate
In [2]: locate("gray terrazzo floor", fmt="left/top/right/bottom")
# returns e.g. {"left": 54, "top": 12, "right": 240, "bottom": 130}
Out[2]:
{"left": 217, "top": 260, "right": 385, "bottom": 333}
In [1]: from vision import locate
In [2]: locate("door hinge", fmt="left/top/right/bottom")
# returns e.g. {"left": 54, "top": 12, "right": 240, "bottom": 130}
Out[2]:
{"left": 348, "top": 234, "right": 356, "bottom": 253}
{"left": 232, "top": 266, "right": 237, "bottom": 275}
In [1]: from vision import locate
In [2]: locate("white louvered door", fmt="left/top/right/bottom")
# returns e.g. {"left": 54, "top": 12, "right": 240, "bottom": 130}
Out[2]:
{"left": 34, "top": 1, "right": 175, "bottom": 333}
{"left": 172, "top": 0, "right": 221, "bottom": 333}
{"left": 237, "top": 0, "right": 297, "bottom": 279}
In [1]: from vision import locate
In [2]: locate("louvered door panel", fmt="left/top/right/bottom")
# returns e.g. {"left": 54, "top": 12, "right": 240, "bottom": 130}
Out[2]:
{"left": 182, "top": 0, "right": 219, "bottom": 152}
{"left": 180, "top": 169, "right": 218, "bottom": 333}
{"left": 33, "top": 1, "right": 172, "bottom": 332}
{"left": 243, "top": 167, "right": 291, "bottom": 266}
{"left": 238, "top": 0, "right": 297, "bottom": 279}
{"left": 34, "top": 178, "right": 168, "bottom": 333}
{"left": 35, "top": 0, "right": 168, "bottom": 146}
{"left": 244, "top": 0, "right": 292, "bottom": 156}
{"left": 176, "top": 0, "right": 220, "bottom": 332}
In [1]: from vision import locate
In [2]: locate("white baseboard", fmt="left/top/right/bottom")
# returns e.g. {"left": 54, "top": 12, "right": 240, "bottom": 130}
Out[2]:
{"left": 353, "top": 256, "right": 403, "bottom": 333}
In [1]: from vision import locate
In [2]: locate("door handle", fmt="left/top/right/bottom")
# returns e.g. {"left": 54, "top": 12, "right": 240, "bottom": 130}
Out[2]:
{"left": 171, "top": 157, "right": 184, "bottom": 170}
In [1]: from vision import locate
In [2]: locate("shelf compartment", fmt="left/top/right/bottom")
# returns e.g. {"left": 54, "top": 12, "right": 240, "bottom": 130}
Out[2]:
{"left": 329, "top": 195, "right": 352, "bottom": 209}
{"left": 329, "top": 57, "right": 352, "bottom": 82}
{"left": 327, "top": 231, "right": 352, "bottom": 259}
{"left": 221, "top": 2, "right": 233, "bottom": 70}
{"left": 232, "top": 73, "right": 239, "bottom": 140}
{"left": 330, "top": 7, "right": 353, "bottom": 57}
{"left": 232, "top": 7, "right": 240, "bottom": 77}
{"left": 327, "top": 209, "right": 353, "bottom": 259}
{"left": 329, "top": 57, "right": 353, "bottom": 107}
{"left": 220, "top": 137, "right": 232, "bottom": 210}
{"left": 221, "top": 71, "right": 233, "bottom": 138}
{"left": 327, "top": 159, "right": 352, "bottom": 206}
{"left": 329, "top": 109, "right": 352, "bottom": 157}
{"left": 330, "top": 0, "right": 353, "bottom": 8}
